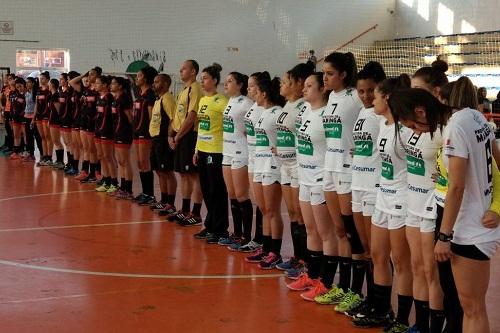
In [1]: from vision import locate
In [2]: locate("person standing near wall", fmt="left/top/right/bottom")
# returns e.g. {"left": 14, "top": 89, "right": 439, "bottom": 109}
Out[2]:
{"left": 0, "top": 74, "right": 16, "bottom": 154}
{"left": 168, "top": 60, "right": 204, "bottom": 228}
{"left": 22, "top": 77, "right": 39, "bottom": 161}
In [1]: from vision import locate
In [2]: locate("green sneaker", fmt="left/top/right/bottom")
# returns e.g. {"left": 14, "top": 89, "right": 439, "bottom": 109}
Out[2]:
{"left": 106, "top": 184, "right": 118, "bottom": 194}
{"left": 314, "top": 285, "right": 345, "bottom": 305}
{"left": 334, "top": 289, "right": 362, "bottom": 313}
{"left": 95, "top": 184, "right": 109, "bottom": 192}
{"left": 383, "top": 320, "right": 409, "bottom": 333}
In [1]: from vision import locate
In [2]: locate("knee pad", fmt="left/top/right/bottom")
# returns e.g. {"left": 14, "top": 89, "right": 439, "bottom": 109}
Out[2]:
{"left": 342, "top": 214, "right": 365, "bottom": 255}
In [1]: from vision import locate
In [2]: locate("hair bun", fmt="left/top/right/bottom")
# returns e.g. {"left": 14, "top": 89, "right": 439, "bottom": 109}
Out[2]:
{"left": 431, "top": 60, "right": 449, "bottom": 73}
{"left": 211, "top": 63, "right": 222, "bottom": 72}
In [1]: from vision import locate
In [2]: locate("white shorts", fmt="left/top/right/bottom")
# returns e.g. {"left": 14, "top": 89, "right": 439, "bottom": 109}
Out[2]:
{"left": 476, "top": 241, "right": 500, "bottom": 258}
{"left": 323, "top": 171, "right": 352, "bottom": 194}
{"left": 299, "top": 184, "right": 325, "bottom": 206}
{"left": 352, "top": 189, "right": 376, "bottom": 217}
{"left": 405, "top": 212, "right": 436, "bottom": 233}
{"left": 280, "top": 163, "right": 299, "bottom": 188}
{"left": 253, "top": 172, "right": 280, "bottom": 186}
{"left": 248, "top": 147, "right": 256, "bottom": 173}
{"left": 372, "top": 208, "right": 406, "bottom": 230}
{"left": 222, "top": 155, "right": 248, "bottom": 170}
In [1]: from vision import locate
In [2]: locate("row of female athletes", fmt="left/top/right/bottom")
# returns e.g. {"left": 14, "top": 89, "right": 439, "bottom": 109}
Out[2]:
{"left": 2, "top": 52, "right": 499, "bottom": 333}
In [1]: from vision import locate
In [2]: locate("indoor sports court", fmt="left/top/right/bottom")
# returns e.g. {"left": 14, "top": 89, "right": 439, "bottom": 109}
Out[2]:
{"left": 1, "top": 1, "right": 500, "bottom": 333}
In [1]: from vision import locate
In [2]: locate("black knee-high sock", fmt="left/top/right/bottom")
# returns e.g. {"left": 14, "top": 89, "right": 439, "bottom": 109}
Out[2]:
{"left": 429, "top": 309, "right": 445, "bottom": 333}
{"left": 55, "top": 149, "right": 64, "bottom": 163}
{"left": 414, "top": 299, "right": 430, "bottom": 332}
{"left": 160, "top": 192, "right": 168, "bottom": 204}
{"left": 290, "top": 221, "right": 300, "bottom": 259}
{"left": 96, "top": 161, "right": 101, "bottom": 173}
{"left": 397, "top": 295, "right": 414, "bottom": 326}
{"left": 230, "top": 199, "right": 243, "bottom": 237}
{"left": 373, "top": 283, "right": 392, "bottom": 314}
{"left": 192, "top": 202, "right": 202, "bottom": 216}
{"left": 253, "top": 207, "right": 263, "bottom": 243}
{"left": 271, "top": 238, "right": 282, "bottom": 255}
{"left": 82, "top": 160, "right": 90, "bottom": 173}
{"left": 72, "top": 158, "right": 79, "bottom": 172}
{"left": 124, "top": 179, "right": 133, "bottom": 193}
{"left": 239, "top": 199, "right": 253, "bottom": 241}
{"left": 120, "top": 177, "right": 126, "bottom": 189}
{"left": 351, "top": 259, "right": 367, "bottom": 295}
{"left": 139, "top": 172, "right": 146, "bottom": 194}
{"left": 181, "top": 198, "right": 191, "bottom": 213}
{"left": 67, "top": 151, "right": 73, "bottom": 165}
{"left": 167, "top": 194, "right": 176, "bottom": 206}
{"left": 89, "top": 163, "right": 96, "bottom": 177}
{"left": 366, "top": 260, "right": 375, "bottom": 302}
{"left": 308, "top": 250, "right": 323, "bottom": 280}
{"left": 262, "top": 235, "right": 272, "bottom": 253}
{"left": 320, "top": 255, "right": 340, "bottom": 289}
{"left": 338, "top": 257, "right": 352, "bottom": 292}
{"left": 144, "top": 170, "right": 154, "bottom": 196}
{"left": 111, "top": 177, "right": 118, "bottom": 186}
{"left": 298, "top": 224, "right": 307, "bottom": 261}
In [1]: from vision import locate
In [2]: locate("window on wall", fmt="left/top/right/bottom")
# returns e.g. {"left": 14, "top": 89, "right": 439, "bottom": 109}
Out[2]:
{"left": 15, "top": 48, "right": 70, "bottom": 78}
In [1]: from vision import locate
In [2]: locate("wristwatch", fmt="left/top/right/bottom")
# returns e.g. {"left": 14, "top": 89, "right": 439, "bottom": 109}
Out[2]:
{"left": 437, "top": 231, "right": 453, "bottom": 242}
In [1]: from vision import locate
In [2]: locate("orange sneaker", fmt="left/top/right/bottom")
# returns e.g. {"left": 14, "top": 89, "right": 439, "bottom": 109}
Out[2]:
{"left": 75, "top": 170, "right": 88, "bottom": 180}
{"left": 286, "top": 273, "right": 314, "bottom": 291}
{"left": 300, "top": 279, "right": 328, "bottom": 301}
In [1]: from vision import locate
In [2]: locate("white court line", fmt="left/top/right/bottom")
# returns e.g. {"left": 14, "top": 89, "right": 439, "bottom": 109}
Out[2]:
{"left": 0, "top": 259, "right": 284, "bottom": 280}
{"left": 0, "top": 219, "right": 166, "bottom": 233}
{"left": 0, "top": 190, "right": 94, "bottom": 202}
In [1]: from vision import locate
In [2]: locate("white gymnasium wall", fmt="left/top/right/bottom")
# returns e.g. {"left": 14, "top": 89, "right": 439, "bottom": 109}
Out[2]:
{"left": 0, "top": 0, "right": 396, "bottom": 78}
{"left": 394, "top": 0, "right": 500, "bottom": 38}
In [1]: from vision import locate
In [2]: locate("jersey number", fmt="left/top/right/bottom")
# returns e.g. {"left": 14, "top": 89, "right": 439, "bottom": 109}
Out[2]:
{"left": 379, "top": 138, "right": 387, "bottom": 153}
{"left": 486, "top": 139, "right": 493, "bottom": 184}
{"left": 224, "top": 105, "right": 232, "bottom": 115}
{"left": 407, "top": 133, "right": 421, "bottom": 146}
{"left": 354, "top": 119, "right": 365, "bottom": 131}
{"left": 277, "top": 112, "right": 288, "bottom": 124}
{"left": 300, "top": 120, "right": 311, "bottom": 132}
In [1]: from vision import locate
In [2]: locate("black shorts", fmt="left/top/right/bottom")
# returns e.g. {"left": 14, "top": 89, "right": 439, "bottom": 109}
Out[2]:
{"left": 174, "top": 130, "right": 198, "bottom": 173}
{"left": 451, "top": 243, "right": 490, "bottom": 261}
{"left": 61, "top": 115, "right": 73, "bottom": 129}
{"left": 12, "top": 114, "right": 25, "bottom": 124}
{"left": 151, "top": 136, "right": 174, "bottom": 171}
{"left": 114, "top": 129, "right": 133, "bottom": 146}
{"left": 133, "top": 129, "right": 151, "bottom": 141}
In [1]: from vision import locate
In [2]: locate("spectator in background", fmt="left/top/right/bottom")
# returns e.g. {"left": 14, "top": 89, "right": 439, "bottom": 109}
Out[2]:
{"left": 477, "top": 87, "right": 491, "bottom": 113}
{"left": 491, "top": 91, "right": 500, "bottom": 114}
{"left": 307, "top": 50, "right": 317, "bottom": 70}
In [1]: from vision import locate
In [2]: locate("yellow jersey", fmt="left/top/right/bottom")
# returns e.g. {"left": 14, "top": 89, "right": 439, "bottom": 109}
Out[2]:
{"left": 172, "top": 81, "right": 203, "bottom": 132}
{"left": 149, "top": 92, "right": 175, "bottom": 137}
{"left": 195, "top": 93, "right": 228, "bottom": 153}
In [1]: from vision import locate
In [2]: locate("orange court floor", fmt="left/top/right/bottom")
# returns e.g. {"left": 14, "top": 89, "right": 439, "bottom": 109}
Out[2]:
{"left": 0, "top": 157, "right": 499, "bottom": 333}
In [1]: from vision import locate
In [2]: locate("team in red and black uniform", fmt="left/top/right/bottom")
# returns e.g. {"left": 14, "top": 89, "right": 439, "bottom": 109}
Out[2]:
{"left": 132, "top": 66, "right": 158, "bottom": 204}
{"left": 59, "top": 73, "right": 76, "bottom": 173}
{"left": 47, "top": 79, "right": 65, "bottom": 169}
{"left": 0, "top": 74, "right": 16, "bottom": 152}
{"left": 67, "top": 71, "right": 82, "bottom": 175}
{"left": 9, "top": 77, "right": 27, "bottom": 157}
{"left": 93, "top": 75, "right": 118, "bottom": 192}
{"left": 111, "top": 76, "right": 134, "bottom": 199}
{"left": 35, "top": 71, "right": 52, "bottom": 165}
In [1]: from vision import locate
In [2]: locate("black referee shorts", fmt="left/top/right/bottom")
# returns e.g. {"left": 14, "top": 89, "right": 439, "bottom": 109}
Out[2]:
{"left": 173, "top": 130, "right": 197, "bottom": 173}
{"left": 151, "top": 136, "right": 174, "bottom": 172}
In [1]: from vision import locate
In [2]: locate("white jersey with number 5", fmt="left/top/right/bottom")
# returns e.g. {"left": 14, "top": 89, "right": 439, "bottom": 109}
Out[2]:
{"left": 405, "top": 131, "right": 442, "bottom": 219}
{"left": 375, "top": 122, "right": 412, "bottom": 216}
{"left": 297, "top": 105, "right": 325, "bottom": 186}
{"left": 351, "top": 107, "right": 383, "bottom": 192}
{"left": 223, "top": 95, "right": 254, "bottom": 158}
{"left": 254, "top": 106, "right": 283, "bottom": 174}
{"left": 443, "top": 108, "right": 500, "bottom": 245}
{"left": 323, "top": 88, "right": 363, "bottom": 173}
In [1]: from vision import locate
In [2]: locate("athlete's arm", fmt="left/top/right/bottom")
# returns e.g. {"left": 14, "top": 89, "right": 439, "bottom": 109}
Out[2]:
{"left": 435, "top": 155, "right": 467, "bottom": 262}
{"left": 68, "top": 73, "right": 85, "bottom": 92}
{"left": 174, "top": 110, "right": 196, "bottom": 143}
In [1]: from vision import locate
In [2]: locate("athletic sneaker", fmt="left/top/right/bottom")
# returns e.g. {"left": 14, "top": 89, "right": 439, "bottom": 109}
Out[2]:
{"left": 276, "top": 257, "right": 301, "bottom": 271}
{"left": 37, "top": 159, "right": 51, "bottom": 167}
{"left": 206, "top": 233, "right": 224, "bottom": 244}
{"left": 245, "top": 248, "right": 267, "bottom": 263}
{"left": 228, "top": 240, "right": 248, "bottom": 251}
{"left": 9, "top": 153, "right": 21, "bottom": 160}
{"left": 352, "top": 308, "right": 394, "bottom": 328}
{"left": 63, "top": 163, "right": 71, "bottom": 172}
{"left": 345, "top": 298, "right": 371, "bottom": 318}
{"left": 158, "top": 204, "right": 177, "bottom": 216}
{"left": 407, "top": 325, "right": 421, "bottom": 333}
{"left": 65, "top": 168, "right": 78, "bottom": 176}
{"left": 383, "top": 320, "right": 409, "bottom": 333}
{"left": 258, "top": 252, "right": 282, "bottom": 269}
{"left": 22, "top": 154, "right": 36, "bottom": 162}
{"left": 138, "top": 195, "right": 156, "bottom": 206}
{"left": 167, "top": 210, "right": 188, "bottom": 222}
{"left": 132, "top": 193, "right": 147, "bottom": 202}
{"left": 286, "top": 273, "right": 314, "bottom": 291}
{"left": 217, "top": 234, "right": 241, "bottom": 246}
{"left": 95, "top": 184, "right": 109, "bottom": 192}
{"left": 106, "top": 184, "right": 118, "bottom": 194}
{"left": 52, "top": 161, "right": 65, "bottom": 170}
{"left": 179, "top": 214, "right": 203, "bottom": 226}
{"left": 115, "top": 190, "right": 134, "bottom": 200}
{"left": 334, "top": 290, "right": 363, "bottom": 313}
{"left": 80, "top": 175, "right": 97, "bottom": 183}
{"left": 300, "top": 279, "right": 328, "bottom": 301}
{"left": 150, "top": 202, "right": 166, "bottom": 211}
{"left": 194, "top": 229, "right": 209, "bottom": 239}
{"left": 75, "top": 171, "right": 88, "bottom": 180}
{"left": 238, "top": 240, "right": 262, "bottom": 253}
{"left": 95, "top": 171, "right": 103, "bottom": 181}
{"left": 314, "top": 285, "right": 345, "bottom": 305}
{"left": 285, "top": 266, "right": 308, "bottom": 280}
{"left": 95, "top": 178, "right": 105, "bottom": 186}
